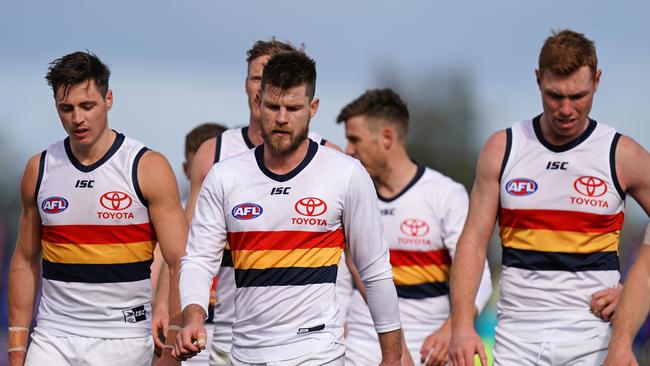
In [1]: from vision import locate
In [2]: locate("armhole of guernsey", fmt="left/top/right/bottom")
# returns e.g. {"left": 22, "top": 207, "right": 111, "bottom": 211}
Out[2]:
{"left": 609, "top": 132, "right": 625, "bottom": 200}
{"left": 34, "top": 150, "right": 47, "bottom": 203}
{"left": 498, "top": 128, "right": 513, "bottom": 183}
{"left": 132, "top": 147, "right": 150, "bottom": 207}
{"left": 214, "top": 134, "right": 223, "bottom": 163}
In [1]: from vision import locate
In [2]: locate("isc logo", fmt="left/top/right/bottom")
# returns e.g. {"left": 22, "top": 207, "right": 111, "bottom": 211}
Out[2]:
{"left": 232, "top": 203, "right": 263, "bottom": 220}
{"left": 42, "top": 196, "right": 69, "bottom": 214}
{"left": 506, "top": 178, "right": 538, "bottom": 196}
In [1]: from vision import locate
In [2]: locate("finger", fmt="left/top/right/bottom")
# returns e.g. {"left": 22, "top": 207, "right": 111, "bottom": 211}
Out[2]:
{"left": 432, "top": 343, "right": 449, "bottom": 366}
{"left": 600, "top": 301, "right": 617, "bottom": 321}
{"left": 152, "top": 326, "right": 164, "bottom": 349}
{"left": 421, "top": 347, "right": 431, "bottom": 364}
{"left": 195, "top": 332, "right": 207, "bottom": 350}
{"left": 180, "top": 330, "right": 199, "bottom": 356}
{"left": 476, "top": 342, "right": 488, "bottom": 366}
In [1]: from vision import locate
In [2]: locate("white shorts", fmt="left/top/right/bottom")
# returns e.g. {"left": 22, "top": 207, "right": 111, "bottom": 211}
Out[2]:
{"left": 25, "top": 328, "right": 153, "bottom": 366}
{"left": 209, "top": 341, "right": 231, "bottom": 366}
{"left": 229, "top": 342, "right": 345, "bottom": 366}
{"left": 493, "top": 327, "right": 610, "bottom": 366}
{"left": 184, "top": 323, "right": 215, "bottom": 366}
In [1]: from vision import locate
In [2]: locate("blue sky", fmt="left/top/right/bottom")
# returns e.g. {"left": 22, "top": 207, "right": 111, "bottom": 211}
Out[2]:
{"left": 1, "top": 0, "right": 649, "bottom": 201}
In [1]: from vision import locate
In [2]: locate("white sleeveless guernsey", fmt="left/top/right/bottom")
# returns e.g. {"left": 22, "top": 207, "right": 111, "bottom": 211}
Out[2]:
{"left": 211, "top": 127, "right": 328, "bottom": 353}
{"left": 346, "top": 166, "right": 492, "bottom": 363}
{"left": 36, "top": 132, "right": 157, "bottom": 338}
{"left": 497, "top": 116, "right": 624, "bottom": 342}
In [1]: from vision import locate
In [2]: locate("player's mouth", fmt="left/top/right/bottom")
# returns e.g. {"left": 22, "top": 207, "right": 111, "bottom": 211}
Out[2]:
{"left": 72, "top": 127, "right": 89, "bottom": 139}
{"left": 272, "top": 130, "right": 291, "bottom": 137}
{"left": 554, "top": 118, "right": 577, "bottom": 130}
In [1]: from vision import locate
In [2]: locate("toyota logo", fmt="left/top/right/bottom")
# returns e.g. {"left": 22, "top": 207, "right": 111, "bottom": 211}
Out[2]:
{"left": 294, "top": 197, "right": 327, "bottom": 217}
{"left": 100, "top": 191, "right": 133, "bottom": 211}
{"left": 400, "top": 218, "right": 430, "bottom": 237}
{"left": 573, "top": 176, "right": 607, "bottom": 197}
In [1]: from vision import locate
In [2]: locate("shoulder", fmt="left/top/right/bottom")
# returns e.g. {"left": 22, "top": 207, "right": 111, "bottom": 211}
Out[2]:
{"left": 422, "top": 167, "right": 467, "bottom": 193}
{"left": 614, "top": 134, "right": 650, "bottom": 192}
{"left": 21, "top": 152, "right": 45, "bottom": 203}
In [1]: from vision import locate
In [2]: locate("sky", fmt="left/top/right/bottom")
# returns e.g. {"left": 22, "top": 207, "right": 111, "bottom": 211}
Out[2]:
{"left": 1, "top": 0, "right": 649, "bottom": 203}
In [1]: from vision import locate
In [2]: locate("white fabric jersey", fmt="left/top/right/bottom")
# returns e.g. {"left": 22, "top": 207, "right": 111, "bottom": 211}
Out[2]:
{"left": 497, "top": 116, "right": 624, "bottom": 342}
{"left": 210, "top": 126, "right": 333, "bottom": 353}
{"left": 180, "top": 139, "right": 400, "bottom": 363}
{"left": 36, "top": 132, "right": 156, "bottom": 338}
{"left": 346, "top": 166, "right": 492, "bottom": 363}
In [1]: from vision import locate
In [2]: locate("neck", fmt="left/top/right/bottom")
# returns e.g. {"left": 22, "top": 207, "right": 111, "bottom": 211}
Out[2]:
{"left": 263, "top": 138, "right": 310, "bottom": 175}
{"left": 69, "top": 128, "right": 116, "bottom": 165}
{"left": 374, "top": 150, "right": 418, "bottom": 199}
{"left": 247, "top": 116, "right": 265, "bottom": 146}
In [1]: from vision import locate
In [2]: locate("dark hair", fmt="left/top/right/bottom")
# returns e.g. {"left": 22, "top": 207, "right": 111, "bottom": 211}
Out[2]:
{"left": 246, "top": 37, "right": 298, "bottom": 64}
{"left": 337, "top": 88, "right": 409, "bottom": 139}
{"left": 45, "top": 51, "right": 111, "bottom": 99}
{"left": 185, "top": 122, "right": 227, "bottom": 158}
{"left": 261, "top": 51, "right": 317, "bottom": 99}
{"left": 539, "top": 29, "right": 597, "bottom": 77}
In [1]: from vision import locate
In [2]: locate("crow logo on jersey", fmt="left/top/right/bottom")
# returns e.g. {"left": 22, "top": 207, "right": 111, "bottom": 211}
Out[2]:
{"left": 232, "top": 203, "right": 263, "bottom": 220}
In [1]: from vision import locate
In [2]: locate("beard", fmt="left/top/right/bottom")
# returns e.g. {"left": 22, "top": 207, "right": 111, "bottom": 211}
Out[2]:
{"left": 261, "top": 120, "right": 310, "bottom": 156}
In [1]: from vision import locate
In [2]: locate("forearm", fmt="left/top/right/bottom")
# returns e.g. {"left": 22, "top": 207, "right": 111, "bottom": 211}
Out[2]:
{"left": 611, "top": 254, "right": 650, "bottom": 346}
{"left": 473, "top": 261, "right": 493, "bottom": 314}
{"left": 378, "top": 329, "right": 403, "bottom": 362}
{"left": 450, "top": 238, "right": 487, "bottom": 328}
{"left": 168, "top": 262, "right": 182, "bottom": 326}
{"left": 153, "top": 262, "right": 170, "bottom": 313}
{"left": 8, "top": 259, "right": 39, "bottom": 328}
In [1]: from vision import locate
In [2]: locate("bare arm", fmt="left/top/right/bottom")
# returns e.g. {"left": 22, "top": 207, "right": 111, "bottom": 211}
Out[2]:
{"left": 138, "top": 151, "right": 188, "bottom": 361}
{"left": 604, "top": 136, "right": 650, "bottom": 365}
{"left": 449, "top": 131, "right": 506, "bottom": 366}
{"left": 8, "top": 154, "right": 43, "bottom": 366}
{"left": 184, "top": 138, "right": 217, "bottom": 223}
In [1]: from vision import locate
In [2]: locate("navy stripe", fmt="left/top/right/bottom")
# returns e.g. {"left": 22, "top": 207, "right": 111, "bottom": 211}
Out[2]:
{"left": 241, "top": 127, "right": 255, "bottom": 149}
{"left": 533, "top": 115, "right": 597, "bottom": 153}
{"left": 43, "top": 259, "right": 152, "bottom": 283}
{"left": 378, "top": 164, "right": 425, "bottom": 203}
{"left": 34, "top": 150, "right": 47, "bottom": 202}
{"left": 132, "top": 147, "right": 150, "bottom": 207}
{"left": 255, "top": 140, "right": 318, "bottom": 182}
{"left": 502, "top": 247, "right": 619, "bottom": 272}
{"left": 65, "top": 131, "right": 125, "bottom": 173}
{"left": 396, "top": 282, "right": 449, "bottom": 299}
{"left": 221, "top": 249, "right": 233, "bottom": 267}
{"left": 235, "top": 265, "right": 338, "bottom": 287}
{"left": 214, "top": 134, "right": 223, "bottom": 163}
{"left": 499, "top": 128, "right": 512, "bottom": 183}
{"left": 609, "top": 133, "right": 625, "bottom": 200}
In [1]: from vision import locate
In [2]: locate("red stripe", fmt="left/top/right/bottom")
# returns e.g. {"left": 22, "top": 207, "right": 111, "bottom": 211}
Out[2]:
{"left": 390, "top": 249, "right": 451, "bottom": 267}
{"left": 499, "top": 208, "right": 624, "bottom": 233}
{"left": 42, "top": 223, "right": 157, "bottom": 244}
{"left": 227, "top": 229, "right": 345, "bottom": 251}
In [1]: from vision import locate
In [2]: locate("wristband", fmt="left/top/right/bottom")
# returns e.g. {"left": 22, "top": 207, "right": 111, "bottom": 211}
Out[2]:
{"left": 8, "top": 346, "right": 27, "bottom": 353}
{"left": 168, "top": 325, "right": 182, "bottom": 332}
{"left": 8, "top": 326, "right": 29, "bottom": 352}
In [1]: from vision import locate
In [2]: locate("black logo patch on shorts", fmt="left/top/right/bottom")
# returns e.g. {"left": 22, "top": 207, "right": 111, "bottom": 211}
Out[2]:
{"left": 122, "top": 305, "right": 147, "bottom": 323}
{"left": 297, "top": 324, "right": 325, "bottom": 334}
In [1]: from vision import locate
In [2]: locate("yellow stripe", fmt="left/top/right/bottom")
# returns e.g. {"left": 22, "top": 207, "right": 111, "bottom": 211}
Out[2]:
{"left": 42, "top": 240, "right": 155, "bottom": 264}
{"left": 233, "top": 247, "right": 342, "bottom": 269}
{"left": 500, "top": 227, "right": 619, "bottom": 253}
{"left": 392, "top": 264, "right": 450, "bottom": 286}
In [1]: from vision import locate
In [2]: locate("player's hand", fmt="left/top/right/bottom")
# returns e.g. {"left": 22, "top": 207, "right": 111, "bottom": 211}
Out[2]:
{"left": 401, "top": 341, "right": 416, "bottom": 366}
{"left": 8, "top": 351, "right": 26, "bottom": 366}
{"left": 420, "top": 320, "right": 451, "bottom": 366}
{"left": 152, "top": 304, "right": 170, "bottom": 353}
{"left": 153, "top": 347, "right": 181, "bottom": 366}
{"left": 171, "top": 321, "right": 207, "bottom": 361}
{"left": 591, "top": 284, "right": 622, "bottom": 321}
{"left": 603, "top": 345, "right": 639, "bottom": 366}
{"left": 449, "top": 326, "right": 487, "bottom": 366}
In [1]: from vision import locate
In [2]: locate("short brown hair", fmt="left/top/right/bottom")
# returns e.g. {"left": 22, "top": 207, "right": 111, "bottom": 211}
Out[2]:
{"left": 539, "top": 29, "right": 597, "bottom": 77}
{"left": 337, "top": 88, "right": 410, "bottom": 139}
{"left": 261, "top": 51, "right": 317, "bottom": 99}
{"left": 45, "top": 51, "right": 111, "bottom": 99}
{"left": 246, "top": 37, "right": 298, "bottom": 64}
{"left": 185, "top": 122, "right": 227, "bottom": 158}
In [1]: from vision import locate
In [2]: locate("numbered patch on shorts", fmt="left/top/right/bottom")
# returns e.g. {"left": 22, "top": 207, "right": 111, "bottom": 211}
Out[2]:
{"left": 122, "top": 305, "right": 147, "bottom": 323}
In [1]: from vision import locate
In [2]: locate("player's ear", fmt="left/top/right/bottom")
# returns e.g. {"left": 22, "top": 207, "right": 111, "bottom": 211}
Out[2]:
{"left": 593, "top": 69, "right": 602, "bottom": 91}
{"left": 380, "top": 126, "right": 394, "bottom": 150}
{"left": 535, "top": 69, "right": 542, "bottom": 88}
{"left": 310, "top": 98, "right": 319, "bottom": 118}
{"left": 105, "top": 89, "right": 113, "bottom": 111}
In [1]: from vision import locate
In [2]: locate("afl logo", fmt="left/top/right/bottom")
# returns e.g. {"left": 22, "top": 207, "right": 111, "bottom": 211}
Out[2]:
{"left": 400, "top": 219, "right": 430, "bottom": 237}
{"left": 573, "top": 176, "right": 607, "bottom": 197}
{"left": 294, "top": 197, "right": 327, "bottom": 217}
{"left": 42, "top": 196, "right": 69, "bottom": 214}
{"left": 506, "top": 178, "right": 538, "bottom": 196}
{"left": 100, "top": 191, "right": 133, "bottom": 211}
{"left": 232, "top": 203, "right": 263, "bottom": 220}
